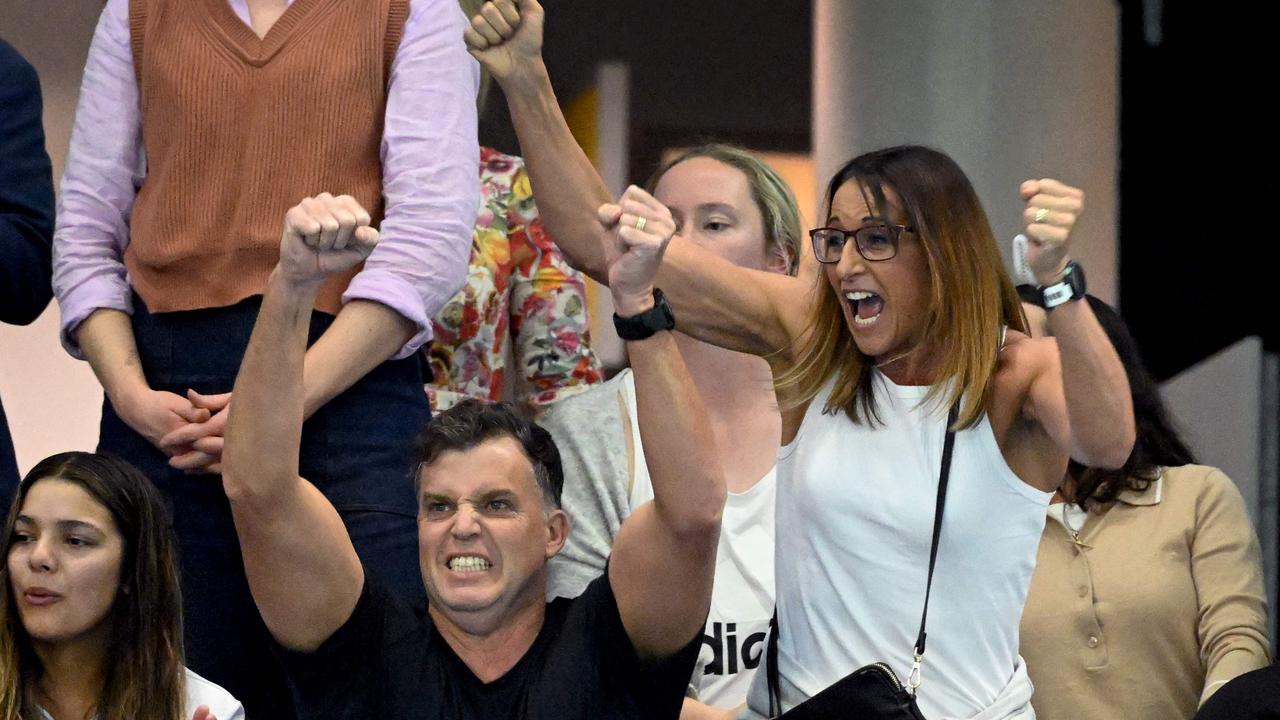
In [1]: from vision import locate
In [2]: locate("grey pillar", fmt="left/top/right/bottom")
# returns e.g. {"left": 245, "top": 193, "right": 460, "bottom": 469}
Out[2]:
{"left": 813, "top": 0, "right": 1119, "bottom": 302}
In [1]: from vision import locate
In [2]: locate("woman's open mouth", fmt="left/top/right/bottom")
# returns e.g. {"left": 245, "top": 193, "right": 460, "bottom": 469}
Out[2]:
{"left": 846, "top": 291, "right": 884, "bottom": 327}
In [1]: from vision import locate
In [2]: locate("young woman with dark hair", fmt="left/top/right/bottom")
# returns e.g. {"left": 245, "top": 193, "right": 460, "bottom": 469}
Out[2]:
{"left": 0, "top": 452, "right": 242, "bottom": 720}
{"left": 1019, "top": 298, "right": 1269, "bottom": 719}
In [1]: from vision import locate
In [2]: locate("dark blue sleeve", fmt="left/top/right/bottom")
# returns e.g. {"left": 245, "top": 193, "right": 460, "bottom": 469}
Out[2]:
{"left": 0, "top": 39, "right": 55, "bottom": 326}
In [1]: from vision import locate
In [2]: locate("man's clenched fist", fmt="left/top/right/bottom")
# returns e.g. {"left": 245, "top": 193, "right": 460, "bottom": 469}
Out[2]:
{"left": 277, "top": 193, "right": 378, "bottom": 286}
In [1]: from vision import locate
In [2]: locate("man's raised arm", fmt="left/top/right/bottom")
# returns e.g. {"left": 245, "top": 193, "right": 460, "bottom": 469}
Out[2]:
{"left": 601, "top": 187, "right": 727, "bottom": 661}
{"left": 221, "top": 194, "right": 375, "bottom": 652}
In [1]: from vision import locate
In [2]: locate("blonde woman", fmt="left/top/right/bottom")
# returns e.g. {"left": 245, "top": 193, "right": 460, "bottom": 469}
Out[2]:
{"left": 539, "top": 142, "right": 802, "bottom": 718}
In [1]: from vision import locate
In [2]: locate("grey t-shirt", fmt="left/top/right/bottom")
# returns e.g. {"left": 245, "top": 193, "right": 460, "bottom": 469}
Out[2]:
{"left": 541, "top": 374, "right": 633, "bottom": 600}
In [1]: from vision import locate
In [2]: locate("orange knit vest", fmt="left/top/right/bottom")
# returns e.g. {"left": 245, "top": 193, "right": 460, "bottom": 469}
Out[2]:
{"left": 127, "top": 0, "right": 408, "bottom": 315}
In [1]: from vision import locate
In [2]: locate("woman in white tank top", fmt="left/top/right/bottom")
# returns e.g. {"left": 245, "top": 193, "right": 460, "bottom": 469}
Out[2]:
{"left": 599, "top": 145, "right": 1135, "bottom": 719}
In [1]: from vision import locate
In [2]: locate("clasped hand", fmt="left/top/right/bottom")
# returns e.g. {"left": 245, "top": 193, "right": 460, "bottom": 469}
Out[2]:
{"left": 151, "top": 194, "right": 379, "bottom": 473}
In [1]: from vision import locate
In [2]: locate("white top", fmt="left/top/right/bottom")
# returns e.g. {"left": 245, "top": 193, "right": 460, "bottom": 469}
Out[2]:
{"left": 621, "top": 370, "right": 777, "bottom": 709}
{"left": 746, "top": 373, "right": 1052, "bottom": 719}
{"left": 38, "top": 667, "right": 244, "bottom": 720}
{"left": 1045, "top": 498, "right": 1090, "bottom": 536}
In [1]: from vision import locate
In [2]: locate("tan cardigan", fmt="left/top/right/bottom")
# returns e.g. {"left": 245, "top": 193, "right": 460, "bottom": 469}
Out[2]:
{"left": 1020, "top": 464, "right": 1270, "bottom": 720}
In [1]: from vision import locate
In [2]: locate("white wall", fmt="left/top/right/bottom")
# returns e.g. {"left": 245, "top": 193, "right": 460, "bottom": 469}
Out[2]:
{"left": 1163, "top": 338, "right": 1264, "bottom": 515}
{"left": 1, "top": 3, "right": 106, "bottom": 474}
{"left": 812, "top": 0, "right": 1119, "bottom": 302}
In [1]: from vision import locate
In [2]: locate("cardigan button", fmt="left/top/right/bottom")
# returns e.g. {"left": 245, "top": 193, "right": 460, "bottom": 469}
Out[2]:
{"left": 1087, "top": 635, "right": 1099, "bottom": 648}
{"left": 1077, "top": 585, "right": 1089, "bottom": 597}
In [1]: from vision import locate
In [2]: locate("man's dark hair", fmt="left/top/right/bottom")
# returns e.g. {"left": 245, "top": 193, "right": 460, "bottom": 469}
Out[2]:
{"left": 412, "top": 399, "right": 564, "bottom": 509}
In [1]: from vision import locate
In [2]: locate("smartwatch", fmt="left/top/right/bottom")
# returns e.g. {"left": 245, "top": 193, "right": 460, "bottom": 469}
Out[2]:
{"left": 613, "top": 288, "right": 676, "bottom": 340}
{"left": 1039, "top": 261, "right": 1086, "bottom": 310}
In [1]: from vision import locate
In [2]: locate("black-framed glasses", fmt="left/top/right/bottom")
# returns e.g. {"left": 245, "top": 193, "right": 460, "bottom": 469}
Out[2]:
{"left": 809, "top": 223, "right": 914, "bottom": 264}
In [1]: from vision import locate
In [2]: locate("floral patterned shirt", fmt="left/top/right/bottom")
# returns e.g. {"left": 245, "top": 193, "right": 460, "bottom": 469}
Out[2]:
{"left": 427, "top": 148, "right": 603, "bottom": 412}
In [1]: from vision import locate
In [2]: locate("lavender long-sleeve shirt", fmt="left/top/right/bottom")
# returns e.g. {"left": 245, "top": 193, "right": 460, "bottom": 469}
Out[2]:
{"left": 52, "top": 0, "right": 480, "bottom": 359}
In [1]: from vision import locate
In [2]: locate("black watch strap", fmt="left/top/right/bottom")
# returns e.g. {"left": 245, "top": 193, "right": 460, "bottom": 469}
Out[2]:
{"left": 1040, "top": 261, "right": 1086, "bottom": 310}
{"left": 613, "top": 288, "right": 676, "bottom": 341}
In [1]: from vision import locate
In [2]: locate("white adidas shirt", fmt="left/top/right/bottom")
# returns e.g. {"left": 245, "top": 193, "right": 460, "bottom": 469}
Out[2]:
{"left": 620, "top": 369, "right": 776, "bottom": 709}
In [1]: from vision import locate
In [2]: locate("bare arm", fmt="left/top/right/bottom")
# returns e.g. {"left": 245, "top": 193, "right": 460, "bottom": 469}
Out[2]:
{"left": 1031, "top": 299, "right": 1134, "bottom": 467}
{"left": 660, "top": 236, "right": 811, "bottom": 359}
{"left": 1019, "top": 179, "right": 1134, "bottom": 470}
{"left": 680, "top": 698, "right": 744, "bottom": 720}
{"left": 77, "top": 309, "right": 210, "bottom": 449}
{"left": 610, "top": 324, "right": 724, "bottom": 659}
{"left": 221, "top": 197, "right": 378, "bottom": 652}
{"left": 301, "top": 300, "right": 415, "bottom": 417}
{"left": 605, "top": 187, "right": 812, "bottom": 362}
{"left": 602, "top": 193, "right": 726, "bottom": 661}
{"left": 466, "top": 1, "right": 811, "bottom": 361}
{"left": 76, "top": 309, "right": 150, "bottom": 417}
{"left": 466, "top": 0, "right": 613, "bottom": 281}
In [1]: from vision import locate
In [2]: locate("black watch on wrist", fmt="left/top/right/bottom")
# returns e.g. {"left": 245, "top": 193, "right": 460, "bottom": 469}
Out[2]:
{"left": 613, "top": 288, "right": 676, "bottom": 340}
{"left": 1039, "top": 261, "right": 1087, "bottom": 310}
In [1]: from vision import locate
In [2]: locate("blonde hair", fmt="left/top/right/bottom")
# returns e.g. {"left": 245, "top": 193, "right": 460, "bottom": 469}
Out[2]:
{"left": 646, "top": 143, "right": 803, "bottom": 276}
{"left": 778, "top": 145, "right": 1026, "bottom": 429}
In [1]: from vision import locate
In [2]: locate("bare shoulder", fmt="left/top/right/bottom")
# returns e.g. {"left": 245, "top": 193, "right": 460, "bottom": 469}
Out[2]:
{"left": 989, "top": 330, "right": 1068, "bottom": 493}
{"left": 998, "top": 330, "right": 1056, "bottom": 371}
{"left": 992, "top": 331, "right": 1056, "bottom": 411}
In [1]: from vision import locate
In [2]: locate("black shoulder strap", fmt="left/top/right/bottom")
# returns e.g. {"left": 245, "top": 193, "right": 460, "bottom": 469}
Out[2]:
{"left": 766, "top": 404, "right": 960, "bottom": 714}
{"left": 913, "top": 402, "right": 960, "bottom": 658}
{"left": 767, "top": 611, "right": 781, "bottom": 716}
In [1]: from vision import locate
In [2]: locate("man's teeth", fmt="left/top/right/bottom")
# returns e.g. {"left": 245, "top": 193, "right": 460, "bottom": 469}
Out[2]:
{"left": 448, "top": 556, "right": 492, "bottom": 572}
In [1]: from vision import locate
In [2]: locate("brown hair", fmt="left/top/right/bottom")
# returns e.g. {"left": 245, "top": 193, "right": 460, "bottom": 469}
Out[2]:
{"left": 0, "top": 453, "right": 186, "bottom": 720}
{"left": 645, "top": 143, "right": 804, "bottom": 276}
{"left": 778, "top": 145, "right": 1026, "bottom": 429}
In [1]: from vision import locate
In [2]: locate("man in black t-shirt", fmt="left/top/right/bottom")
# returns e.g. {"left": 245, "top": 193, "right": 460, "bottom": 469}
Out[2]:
{"left": 221, "top": 191, "right": 724, "bottom": 718}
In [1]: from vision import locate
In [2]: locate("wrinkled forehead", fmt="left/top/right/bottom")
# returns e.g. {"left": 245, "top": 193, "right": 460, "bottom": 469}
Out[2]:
{"left": 416, "top": 438, "right": 540, "bottom": 501}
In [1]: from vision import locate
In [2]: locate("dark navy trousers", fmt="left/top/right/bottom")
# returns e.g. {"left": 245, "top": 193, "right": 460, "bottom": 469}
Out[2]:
{"left": 97, "top": 296, "right": 429, "bottom": 719}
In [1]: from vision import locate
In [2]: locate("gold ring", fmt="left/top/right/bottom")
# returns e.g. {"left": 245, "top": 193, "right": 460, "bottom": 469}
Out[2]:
{"left": 634, "top": 216, "right": 647, "bottom": 232}
{"left": 1034, "top": 207, "right": 1049, "bottom": 223}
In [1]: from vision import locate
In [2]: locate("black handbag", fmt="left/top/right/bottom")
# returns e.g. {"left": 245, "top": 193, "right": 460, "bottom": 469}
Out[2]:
{"left": 765, "top": 404, "right": 960, "bottom": 720}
